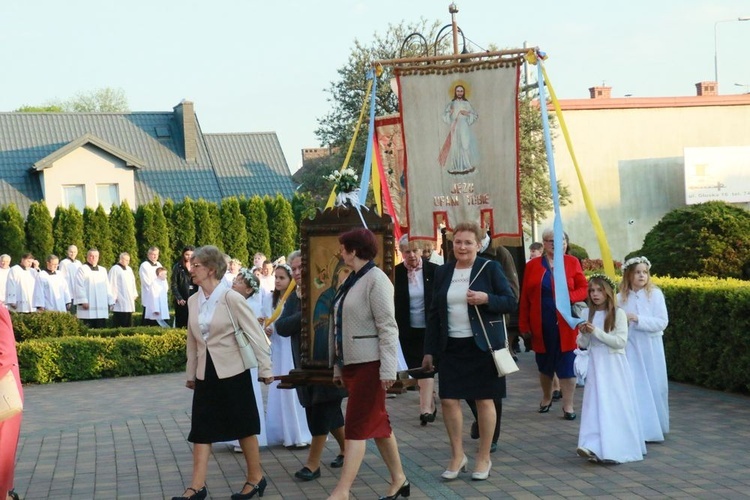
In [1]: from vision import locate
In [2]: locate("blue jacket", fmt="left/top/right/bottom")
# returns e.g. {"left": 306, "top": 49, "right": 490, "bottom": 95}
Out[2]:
{"left": 425, "top": 257, "right": 517, "bottom": 360}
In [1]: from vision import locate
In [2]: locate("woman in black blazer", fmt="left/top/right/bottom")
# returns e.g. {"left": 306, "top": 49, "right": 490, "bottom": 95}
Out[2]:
{"left": 394, "top": 236, "right": 439, "bottom": 426}
{"left": 422, "top": 222, "right": 516, "bottom": 482}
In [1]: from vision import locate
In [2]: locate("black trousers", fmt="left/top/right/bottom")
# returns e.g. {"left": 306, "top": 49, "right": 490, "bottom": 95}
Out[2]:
{"left": 141, "top": 307, "right": 159, "bottom": 326}
{"left": 466, "top": 398, "right": 502, "bottom": 443}
{"left": 174, "top": 303, "right": 189, "bottom": 328}
{"left": 112, "top": 312, "right": 133, "bottom": 327}
{"left": 82, "top": 318, "right": 107, "bottom": 329}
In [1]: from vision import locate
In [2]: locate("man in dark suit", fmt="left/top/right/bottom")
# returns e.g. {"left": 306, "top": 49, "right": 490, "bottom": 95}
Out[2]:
{"left": 395, "top": 236, "right": 440, "bottom": 425}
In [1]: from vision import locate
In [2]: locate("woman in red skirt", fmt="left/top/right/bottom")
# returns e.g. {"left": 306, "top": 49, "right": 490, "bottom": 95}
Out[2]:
{"left": 327, "top": 228, "right": 409, "bottom": 500}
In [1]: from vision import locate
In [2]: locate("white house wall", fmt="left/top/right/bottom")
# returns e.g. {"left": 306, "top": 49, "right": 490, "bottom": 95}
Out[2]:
{"left": 40, "top": 144, "right": 136, "bottom": 213}
{"left": 541, "top": 104, "right": 750, "bottom": 261}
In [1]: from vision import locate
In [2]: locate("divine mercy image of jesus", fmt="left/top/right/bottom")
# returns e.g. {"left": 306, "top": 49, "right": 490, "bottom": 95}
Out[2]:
{"left": 438, "top": 81, "right": 479, "bottom": 174}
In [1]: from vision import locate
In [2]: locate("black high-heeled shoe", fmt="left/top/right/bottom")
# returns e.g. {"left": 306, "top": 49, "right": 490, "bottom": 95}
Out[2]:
{"left": 378, "top": 479, "right": 410, "bottom": 500}
{"left": 538, "top": 402, "right": 552, "bottom": 413}
{"left": 8, "top": 490, "right": 20, "bottom": 500}
{"left": 231, "top": 477, "right": 267, "bottom": 499}
{"left": 171, "top": 485, "right": 207, "bottom": 500}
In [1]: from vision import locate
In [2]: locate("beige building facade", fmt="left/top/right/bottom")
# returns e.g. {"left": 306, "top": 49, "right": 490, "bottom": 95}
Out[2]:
{"left": 540, "top": 83, "right": 750, "bottom": 261}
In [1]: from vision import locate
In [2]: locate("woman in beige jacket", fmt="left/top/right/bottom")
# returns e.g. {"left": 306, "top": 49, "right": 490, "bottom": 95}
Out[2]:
{"left": 172, "top": 246, "right": 273, "bottom": 500}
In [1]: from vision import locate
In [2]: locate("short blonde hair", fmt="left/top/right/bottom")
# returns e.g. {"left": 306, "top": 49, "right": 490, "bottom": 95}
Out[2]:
{"left": 452, "top": 221, "right": 483, "bottom": 244}
{"left": 191, "top": 246, "right": 227, "bottom": 278}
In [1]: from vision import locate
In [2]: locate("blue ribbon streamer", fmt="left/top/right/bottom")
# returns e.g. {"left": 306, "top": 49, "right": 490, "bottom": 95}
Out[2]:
{"left": 537, "top": 60, "right": 583, "bottom": 329}
{"left": 359, "top": 68, "right": 377, "bottom": 197}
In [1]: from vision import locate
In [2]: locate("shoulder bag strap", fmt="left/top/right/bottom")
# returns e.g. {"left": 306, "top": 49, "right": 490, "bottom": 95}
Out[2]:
{"left": 470, "top": 260, "right": 509, "bottom": 350}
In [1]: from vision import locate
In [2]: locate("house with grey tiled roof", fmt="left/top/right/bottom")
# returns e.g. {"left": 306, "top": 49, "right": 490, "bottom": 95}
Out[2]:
{"left": 0, "top": 100, "right": 294, "bottom": 215}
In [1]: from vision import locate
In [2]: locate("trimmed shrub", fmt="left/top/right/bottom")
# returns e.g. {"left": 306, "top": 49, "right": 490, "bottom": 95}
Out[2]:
{"left": 171, "top": 197, "right": 196, "bottom": 260}
{"left": 83, "top": 204, "right": 114, "bottom": 266}
{"left": 567, "top": 243, "right": 589, "bottom": 261}
{"left": 654, "top": 276, "right": 750, "bottom": 393}
{"left": 267, "top": 194, "right": 296, "bottom": 260}
{"left": 17, "top": 330, "right": 186, "bottom": 384}
{"left": 639, "top": 201, "right": 750, "bottom": 278}
{"left": 194, "top": 198, "right": 220, "bottom": 248}
{"left": 11, "top": 311, "right": 86, "bottom": 341}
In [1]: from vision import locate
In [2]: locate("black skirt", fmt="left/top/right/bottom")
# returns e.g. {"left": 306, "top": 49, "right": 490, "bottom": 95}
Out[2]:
{"left": 399, "top": 326, "right": 427, "bottom": 369}
{"left": 438, "top": 337, "right": 506, "bottom": 400}
{"left": 188, "top": 352, "right": 260, "bottom": 444}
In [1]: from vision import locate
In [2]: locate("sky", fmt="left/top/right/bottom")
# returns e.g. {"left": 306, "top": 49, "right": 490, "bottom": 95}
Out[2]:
{"left": 1, "top": 1, "right": 749, "bottom": 173}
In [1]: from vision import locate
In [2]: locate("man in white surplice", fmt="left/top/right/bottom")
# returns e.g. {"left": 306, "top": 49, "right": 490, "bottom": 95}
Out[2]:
{"left": 75, "top": 248, "right": 114, "bottom": 328}
{"left": 6, "top": 253, "right": 37, "bottom": 313}
{"left": 0, "top": 254, "right": 11, "bottom": 306}
{"left": 33, "top": 255, "right": 71, "bottom": 312}
{"left": 139, "top": 246, "right": 162, "bottom": 326}
{"left": 109, "top": 252, "right": 138, "bottom": 327}
{"left": 59, "top": 245, "right": 83, "bottom": 313}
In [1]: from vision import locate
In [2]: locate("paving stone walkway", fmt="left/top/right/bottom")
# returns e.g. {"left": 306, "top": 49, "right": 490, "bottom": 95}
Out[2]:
{"left": 13, "top": 352, "right": 750, "bottom": 499}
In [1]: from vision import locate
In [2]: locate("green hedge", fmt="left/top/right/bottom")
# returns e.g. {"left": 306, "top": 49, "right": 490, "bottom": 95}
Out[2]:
{"left": 654, "top": 276, "right": 750, "bottom": 393}
{"left": 17, "top": 329, "right": 186, "bottom": 384}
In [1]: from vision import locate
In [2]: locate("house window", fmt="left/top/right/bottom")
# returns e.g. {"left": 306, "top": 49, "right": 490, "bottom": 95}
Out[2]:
{"left": 63, "top": 185, "right": 85, "bottom": 211}
{"left": 97, "top": 184, "right": 120, "bottom": 210}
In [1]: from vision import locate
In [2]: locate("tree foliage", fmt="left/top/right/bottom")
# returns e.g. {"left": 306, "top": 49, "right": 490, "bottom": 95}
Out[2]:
{"left": 193, "top": 198, "right": 221, "bottom": 248}
{"left": 266, "top": 195, "right": 296, "bottom": 260}
{"left": 52, "top": 205, "right": 84, "bottom": 258}
{"left": 0, "top": 204, "right": 27, "bottom": 262}
{"left": 109, "top": 201, "right": 138, "bottom": 265}
{"left": 220, "top": 197, "right": 248, "bottom": 264}
{"left": 518, "top": 95, "right": 571, "bottom": 234}
{"left": 136, "top": 198, "right": 169, "bottom": 264}
{"left": 25, "top": 201, "right": 54, "bottom": 260}
{"left": 242, "top": 196, "right": 271, "bottom": 260}
{"left": 14, "top": 87, "right": 128, "bottom": 113}
{"left": 171, "top": 198, "right": 196, "bottom": 259}
{"left": 83, "top": 205, "right": 114, "bottom": 266}
{"left": 638, "top": 201, "right": 750, "bottom": 279}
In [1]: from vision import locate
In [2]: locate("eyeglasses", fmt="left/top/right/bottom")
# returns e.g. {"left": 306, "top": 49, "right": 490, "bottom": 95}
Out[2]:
{"left": 543, "top": 239, "right": 554, "bottom": 243}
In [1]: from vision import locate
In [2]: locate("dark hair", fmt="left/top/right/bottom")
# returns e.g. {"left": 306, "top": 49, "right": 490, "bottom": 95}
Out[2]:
{"left": 339, "top": 228, "right": 378, "bottom": 261}
{"left": 156, "top": 267, "right": 167, "bottom": 275}
{"left": 21, "top": 252, "right": 35, "bottom": 260}
{"left": 272, "top": 264, "right": 292, "bottom": 306}
{"left": 182, "top": 245, "right": 195, "bottom": 254}
{"left": 529, "top": 242, "right": 543, "bottom": 252}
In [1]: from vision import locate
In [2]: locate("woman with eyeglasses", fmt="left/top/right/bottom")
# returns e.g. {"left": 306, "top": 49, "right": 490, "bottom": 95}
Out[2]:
{"left": 519, "top": 229, "right": 588, "bottom": 421}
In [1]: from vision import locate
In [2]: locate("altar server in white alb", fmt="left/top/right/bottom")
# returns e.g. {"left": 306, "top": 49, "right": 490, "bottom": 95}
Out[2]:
{"left": 59, "top": 245, "right": 83, "bottom": 306}
{"left": 75, "top": 249, "right": 114, "bottom": 328}
{"left": 109, "top": 252, "right": 138, "bottom": 327}
{"left": 139, "top": 246, "right": 162, "bottom": 326}
{"left": 143, "top": 267, "right": 170, "bottom": 327}
{"left": 0, "top": 254, "right": 11, "bottom": 305}
{"left": 617, "top": 256, "right": 669, "bottom": 443}
{"left": 33, "top": 255, "right": 71, "bottom": 312}
{"left": 6, "top": 253, "right": 37, "bottom": 313}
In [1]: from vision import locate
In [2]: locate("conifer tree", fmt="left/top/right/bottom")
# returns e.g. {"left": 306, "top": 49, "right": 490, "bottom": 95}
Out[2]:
{"left": 83, "top": 205, "right": 114, "bottom": 266}
{"left": 52, "top": 206, "right": 85, "bottom": 258}
{"left": 171, "top": 197, "right": 196, "bottom": 259}
{"left": 25, "top": 201, "right": 54, "bottom": 260}
{"left": 194, "top": 198, "right": 220, "bottom": 248}
{"left": 241, "top": 196, "right": 271, "bottom": 262}
{"left": 136, "top": 198, "right": 170, "bottom": 264}
{"left": 162, "top": 198, "right": 176, "bottom": 260}
{"left": 0, "top": 204, "right": 27, "bottom": 262}
{"left": 109, "top": 200, "right": 138, "bottom": 265}
{"left": 220, "top": 197, "right": 248, "bottom": 264}
{"left": 268, "top": 195, "right": 296, "bottom": 260}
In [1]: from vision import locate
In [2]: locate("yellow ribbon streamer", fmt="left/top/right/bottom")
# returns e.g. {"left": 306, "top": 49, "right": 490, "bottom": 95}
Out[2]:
{"left": 263, "top": 279, "right": 297, "bottom": 328}
{"left": 325, "top": 78, "right": 374, "bottom": 209}
{"left": 539, "top": 64, "right": 616, "bottom": 278}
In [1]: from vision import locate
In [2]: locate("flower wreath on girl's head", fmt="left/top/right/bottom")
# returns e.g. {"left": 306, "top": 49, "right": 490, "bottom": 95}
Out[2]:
{"left": 587, "top": 273, "right": 618, "bottom": 292}
{"left": 622, "top": 256, "right": 651, "bottom": 272}
{"left": 274, "top": 263, "right": 293, "bottom": 277}
{"left": 236, "top": 267, "right": 260, "bottom": 294}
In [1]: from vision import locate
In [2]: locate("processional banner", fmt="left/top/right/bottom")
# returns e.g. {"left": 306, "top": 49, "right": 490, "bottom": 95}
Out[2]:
{"left": 374, "top": 115, "right": 407, "bottom": 227}
{"left": 395, "top": 60, "right": 521, "bottom": 240}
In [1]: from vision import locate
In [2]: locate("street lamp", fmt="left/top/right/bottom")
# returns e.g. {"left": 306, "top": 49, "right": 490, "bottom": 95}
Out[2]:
{"left": 735, "top": 83, "right": 750, "bottom": 94}
{"left": 714, "top": 16, "right": 750, "bottom": 86}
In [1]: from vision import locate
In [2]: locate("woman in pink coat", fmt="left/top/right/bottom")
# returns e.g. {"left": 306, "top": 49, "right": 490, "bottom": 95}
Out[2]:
{"left": 0, "top": 305, "right": 22, "bottom": 500}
